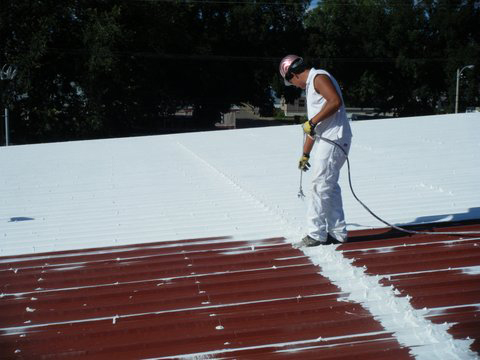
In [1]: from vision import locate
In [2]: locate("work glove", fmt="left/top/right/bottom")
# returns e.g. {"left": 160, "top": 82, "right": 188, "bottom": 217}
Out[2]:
{"left": 298, "top": 153, "right": 311, "bottom": 172}
{"left": 302, "top": 120, "right": 316, "bottom": 136}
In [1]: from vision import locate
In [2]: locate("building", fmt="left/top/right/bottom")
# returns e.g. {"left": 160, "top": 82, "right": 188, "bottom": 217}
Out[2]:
{"left": 280, "top": 95, "right": 307, "bottom": 117}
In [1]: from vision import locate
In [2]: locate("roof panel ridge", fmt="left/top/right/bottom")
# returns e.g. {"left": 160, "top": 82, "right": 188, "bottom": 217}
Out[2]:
{"left": 174, "top": 140, "right": 302, "bottom": 242}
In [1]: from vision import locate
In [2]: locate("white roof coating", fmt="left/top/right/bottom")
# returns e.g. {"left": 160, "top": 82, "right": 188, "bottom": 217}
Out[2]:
{"left": 1, "top": 113, "right": 479, "bottom": 256}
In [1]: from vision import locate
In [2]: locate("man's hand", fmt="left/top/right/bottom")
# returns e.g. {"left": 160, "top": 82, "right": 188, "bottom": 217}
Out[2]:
{"left": 302, "top": 120, "right": 316, "bottom": 136}
{"left": 298, "top": 153, "right": 310, "bottom": 171}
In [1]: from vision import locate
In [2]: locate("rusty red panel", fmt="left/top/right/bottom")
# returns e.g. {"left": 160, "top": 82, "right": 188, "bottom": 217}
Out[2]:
{"left": 0, "top": 236, "right": 412, "bottom": 359}
{"left": 344, "top": 221, "right": 480, "bottom": 356}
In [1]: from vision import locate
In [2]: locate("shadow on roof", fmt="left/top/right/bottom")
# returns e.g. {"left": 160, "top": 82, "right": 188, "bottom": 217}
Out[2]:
{"left": 348, "top": 218, "right": 480, "bottom": 243}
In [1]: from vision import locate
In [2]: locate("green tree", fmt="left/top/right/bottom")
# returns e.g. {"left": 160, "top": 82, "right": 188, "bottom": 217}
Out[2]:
{"left": 424, "top": 0, "right": 480, "bottom": 112}
{"left": 304, "top": 0, "right": 479, "bottom": 116}
{"left": 1, "top": 0, "right": 309, "bottom": 144}
{"left": 0, "top": 1, "right": 124, "bottom": 143}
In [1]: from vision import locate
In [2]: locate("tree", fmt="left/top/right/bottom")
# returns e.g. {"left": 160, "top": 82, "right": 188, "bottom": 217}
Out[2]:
{"left": 1, "top": 0, "right": 309, "bottom": 144}
{"left": 424, "top": 0, "right": 480, "bottom": 112}
{"left": 305, "top": 0, "right": 392, "bottom": 111}
{"left": 304, "top": 0, "right": 479, "bottom": 116}
{"left": 0, "top": 1, "right": 124, "bottom": 143}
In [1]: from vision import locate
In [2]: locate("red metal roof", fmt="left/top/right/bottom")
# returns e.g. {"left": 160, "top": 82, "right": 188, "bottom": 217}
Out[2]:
{"left": 1, "top": 222, "right": 479, "bottom": 359}
{"left": 343, "top": 222, "right": 480, "bottom": 355}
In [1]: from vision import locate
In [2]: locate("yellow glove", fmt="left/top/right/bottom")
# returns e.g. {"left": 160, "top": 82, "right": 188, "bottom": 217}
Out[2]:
{"left": 302, "top": 120, "right": 316, "bottom": 136}
{"left": 298, "top": 153, "right": 310, "bottom": 171}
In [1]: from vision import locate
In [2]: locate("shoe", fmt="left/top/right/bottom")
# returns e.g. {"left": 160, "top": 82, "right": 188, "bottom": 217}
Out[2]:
{"left": 326, "top": 234, "right": 347, "bottom": 245}
{"left": 292, "top": 235, "right": 326, "bottom": 248}
{"left": 326, "top": 234, "right": 342, "bottom": 245}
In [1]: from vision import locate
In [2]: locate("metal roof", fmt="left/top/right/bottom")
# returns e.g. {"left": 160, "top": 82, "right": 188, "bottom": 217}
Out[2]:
{"left": 2, "top": 113, "right": 480, "bottom": 257}
{"left": 1, "top": 222, "right": 479, "bottom": 359}
{"left": 1, "top": 113, "right": 480, "bottom": 358}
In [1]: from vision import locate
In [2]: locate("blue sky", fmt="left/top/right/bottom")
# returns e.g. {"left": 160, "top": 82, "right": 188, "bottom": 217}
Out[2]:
{"left": 308, "top": 0, "right": 319, "bottom": 10}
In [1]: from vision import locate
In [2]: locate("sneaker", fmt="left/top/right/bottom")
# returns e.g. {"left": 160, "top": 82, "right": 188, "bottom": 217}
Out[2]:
{"left": 326, "top": 234, "right": 342, "bottom": 245}
{"left": 292, "top": 235, "right": 325, "bottom": 248}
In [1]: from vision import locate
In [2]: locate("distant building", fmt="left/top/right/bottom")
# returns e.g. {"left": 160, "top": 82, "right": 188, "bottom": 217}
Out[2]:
{"left": 174, "top": 106, "right": 194, "bottom": 117}
{"left": 280, "top": 96, "right": 391, "bottom": 120}
{"left": 280, "top": 96, "right": 307, "bottom": 117}
{"left": 216, "top": 110, "right": 237, "bottom": 129}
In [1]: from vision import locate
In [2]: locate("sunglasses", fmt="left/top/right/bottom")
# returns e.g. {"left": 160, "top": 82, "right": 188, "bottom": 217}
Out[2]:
{"left": 285, "top": 58, "right": 304, "bottom": 82}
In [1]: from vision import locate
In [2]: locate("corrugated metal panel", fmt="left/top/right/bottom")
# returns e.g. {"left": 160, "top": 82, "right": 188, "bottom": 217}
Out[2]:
{"left": 344, "top": 222, "right": 480, "bottom": 355}
{"left": 2, "top": 223, "right": 479, "bottom": 358}
{"left": 2, "top": 114, "right": 480, "bottom": 257}
{"left": 1, "top": 114, "right": 479, "bottom": 359}
{"left": 0, "top": 236, "right": 413, "bottom": 359}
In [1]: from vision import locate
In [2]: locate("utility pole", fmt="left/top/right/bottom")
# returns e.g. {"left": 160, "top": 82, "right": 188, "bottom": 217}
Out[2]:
{"left": 1, "top": 64, "right": 17, "bottom": 146}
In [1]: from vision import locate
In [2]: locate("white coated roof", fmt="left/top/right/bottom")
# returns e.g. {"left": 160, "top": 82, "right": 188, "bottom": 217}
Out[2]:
{"left": 1, "top": 113, "right": 479, "bottom": 256}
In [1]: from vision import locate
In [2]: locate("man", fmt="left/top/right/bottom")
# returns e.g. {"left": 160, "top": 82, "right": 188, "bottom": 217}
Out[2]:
{"left": 279, "top": 55, "right": 352, "bottom": 247}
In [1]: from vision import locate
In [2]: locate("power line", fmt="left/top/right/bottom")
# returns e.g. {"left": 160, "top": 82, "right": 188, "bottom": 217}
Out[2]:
{"left": 44, "top": 48, "right": 451, "bottom": 63}
{"left": 134, "top": 0, "right": 308, "bottom": 5}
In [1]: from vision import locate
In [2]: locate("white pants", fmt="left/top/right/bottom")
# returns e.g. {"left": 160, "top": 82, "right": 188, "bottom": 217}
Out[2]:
{"left": 307, "top": 137, "right": 351, "bottom": 242}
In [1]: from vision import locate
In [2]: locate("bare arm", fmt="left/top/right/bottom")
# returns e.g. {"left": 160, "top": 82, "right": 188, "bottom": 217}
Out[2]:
{"left": 303, "top": 134, "right": 315, "bottom": 155}
{"left": 310, "top": 74, "right": 342, "bottom": 125}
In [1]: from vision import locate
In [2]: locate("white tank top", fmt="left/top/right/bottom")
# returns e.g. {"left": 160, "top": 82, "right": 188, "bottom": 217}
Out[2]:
{"left": 306, "top": 68, "right": 352, "bottom": 141}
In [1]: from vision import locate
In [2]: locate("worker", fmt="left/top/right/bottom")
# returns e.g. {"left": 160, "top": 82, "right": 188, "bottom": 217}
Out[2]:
{"left": 279, "top": 55, "right": 352, "bottom": 247}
